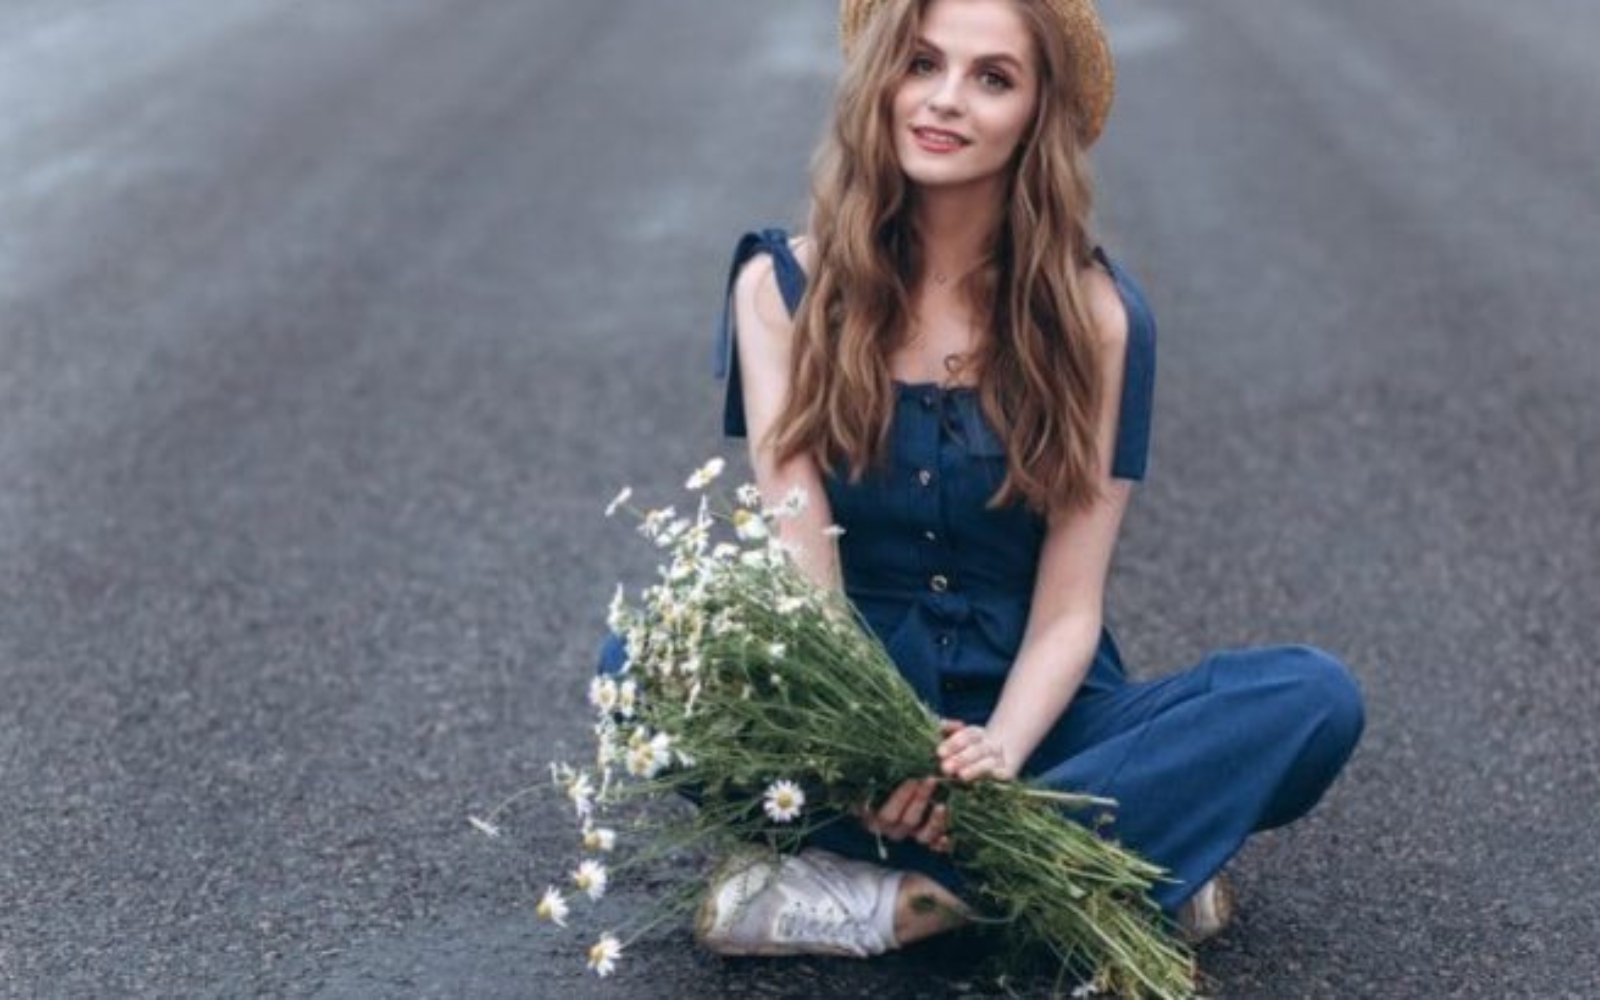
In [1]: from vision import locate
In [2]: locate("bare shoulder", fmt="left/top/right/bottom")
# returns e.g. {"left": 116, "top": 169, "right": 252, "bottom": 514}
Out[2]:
{"left": 733, "top": 251, "right": 788, "bottom": 333}
{"left": 734, "top": 233, "right": 814, "bottom": 332}
{"left": 1079, "top": 262, "right": 1129, "bottom": 352}
{"left": 788, "top": 233, "right": 818, "bottom": 274}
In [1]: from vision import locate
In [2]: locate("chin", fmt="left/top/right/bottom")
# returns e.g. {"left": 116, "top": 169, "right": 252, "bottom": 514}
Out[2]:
{"left": 901, "top": 165, "right": 1001, "bottom": 192}
{"left": 897, "top": 152, "right": 1003, "bottom": 192}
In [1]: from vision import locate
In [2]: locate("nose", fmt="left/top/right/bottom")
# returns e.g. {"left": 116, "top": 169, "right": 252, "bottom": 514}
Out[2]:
{"left": 926, "top": 70, "right": 964, "bottom": 116}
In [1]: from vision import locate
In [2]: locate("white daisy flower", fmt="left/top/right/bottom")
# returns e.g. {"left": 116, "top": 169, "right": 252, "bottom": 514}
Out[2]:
{"left": 536, "top": 886, "right": 569, "bottom": 926}
{"left": 735, "top": 483, "right": 762, "bottom": 508}
{"left": 583, "top": 826, "right": 617, "bottom": 852}
{"left": 617, "top": 680, "right": 637, "bottom": 719}
{"left": 567, "top": 772, "right": 596, "bottom": 818}
{"left": 625, "top": 735, "right": 670, "bottom": 780}
{"left": 775, "top": 596, "right": 806, "bottom": 615}
{"left": 711, "top": 542, "right": 740, "bottom": 562}
{"left": 763, "top": 779, "right": 806, "bottom": 824}
{"left": 685, "top": 457, "right": 726, "bottom": 491}
{"left": 649, "top": 732, "right": 673, "bottom": 769}
{"left": 682, "top": 523, "right": 709, "bottom": 555}
{"left": 588, "top": 676, "right": 619, "bottom": 715}
{"left": 653, "top": 515, "right": 690, "bottom": 548}
{"left": 587, "top": 933, "right": 623, "bottom": 978}
{"left": 604, "top": 486, "right": 633, "bottom": 518}
{"left": 767, "top": 641, "right": 787, "bottom": 661}
{"left": 732, "top": 509, "right": 768, "bottom": 542}
{"left": 638, "top": 507, "right": 675, "bottom": 541}
{"left": 624, "top": 743, "right": 649, "bottom": 777}
{"left": 572, "top": 859, "right": 608, "bottom": 901}
{"left": 606, "top": 584, "right": 628, "bottom": 632}
{"left": 467, "top": 815, "right": 501, "bottom": 839}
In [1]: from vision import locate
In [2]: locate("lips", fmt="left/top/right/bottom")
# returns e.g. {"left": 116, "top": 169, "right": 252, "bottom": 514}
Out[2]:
{"left": 911, "top": 126, "right": 970, "bottom": 152}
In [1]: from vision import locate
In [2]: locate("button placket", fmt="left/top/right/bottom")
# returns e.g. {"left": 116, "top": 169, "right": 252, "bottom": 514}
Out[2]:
{"left": 923, "top": 398, "right": 954, "bottom": 598}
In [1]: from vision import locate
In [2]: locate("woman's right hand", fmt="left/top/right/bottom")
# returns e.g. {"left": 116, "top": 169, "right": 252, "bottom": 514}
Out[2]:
{"left": 856, "top": 777, "right": 951, "bottom": 853}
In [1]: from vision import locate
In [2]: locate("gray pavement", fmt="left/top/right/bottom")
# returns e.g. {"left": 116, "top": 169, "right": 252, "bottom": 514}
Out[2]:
{"left": 2, "top": 1, "right": 1597, "bottom": 997}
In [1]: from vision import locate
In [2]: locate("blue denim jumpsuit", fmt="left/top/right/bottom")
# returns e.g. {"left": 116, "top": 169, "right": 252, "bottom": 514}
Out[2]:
{"left": 601, "top": 229, "right": 1364, "bottom": 914}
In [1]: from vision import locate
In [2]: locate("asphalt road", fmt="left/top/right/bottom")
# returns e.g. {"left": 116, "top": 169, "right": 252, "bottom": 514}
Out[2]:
{"left": 2, "top": 2, "right": 1598, "bottom": 997}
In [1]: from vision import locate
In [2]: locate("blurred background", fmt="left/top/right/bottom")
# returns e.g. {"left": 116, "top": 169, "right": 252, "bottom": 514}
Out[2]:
{"left": 2, "top": 2, "right": 1596, "bottom": 997}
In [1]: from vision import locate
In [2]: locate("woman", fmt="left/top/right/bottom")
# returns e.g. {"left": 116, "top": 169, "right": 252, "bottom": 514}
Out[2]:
{"left": 613, "top": 0, "right": 1364, "bottom": 960}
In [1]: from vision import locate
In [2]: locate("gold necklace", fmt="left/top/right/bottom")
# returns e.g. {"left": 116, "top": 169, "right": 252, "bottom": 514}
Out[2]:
{"left": 929, "top": 259, "right": 983, "bottom": 286}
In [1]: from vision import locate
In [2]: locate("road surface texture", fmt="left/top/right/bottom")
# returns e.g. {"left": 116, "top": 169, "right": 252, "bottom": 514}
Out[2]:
{"left": 2, "top": 1, "right": 1597, "bottom": 997}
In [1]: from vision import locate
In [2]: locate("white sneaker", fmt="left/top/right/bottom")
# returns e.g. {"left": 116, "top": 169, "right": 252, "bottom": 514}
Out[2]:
{"left": 693, "top": 847, "right": 903, "bottom": 958}
{"left": 1177, "top": 875, "right": 1235, "bottom": 944}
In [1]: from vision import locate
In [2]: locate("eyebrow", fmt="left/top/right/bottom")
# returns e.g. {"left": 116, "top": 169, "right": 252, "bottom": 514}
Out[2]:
{"left": 913, "top": 37, "right": 1027, "bottom": 74}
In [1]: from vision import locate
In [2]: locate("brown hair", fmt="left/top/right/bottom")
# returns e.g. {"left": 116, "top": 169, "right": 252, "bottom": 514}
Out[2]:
{"left": 769, "top": 0, "right": 1106, "bottom": 514}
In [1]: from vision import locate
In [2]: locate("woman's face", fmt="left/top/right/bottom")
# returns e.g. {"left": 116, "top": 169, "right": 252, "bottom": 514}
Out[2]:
{"left": 891, "top": 0, "right": 1040, "bottom": 196}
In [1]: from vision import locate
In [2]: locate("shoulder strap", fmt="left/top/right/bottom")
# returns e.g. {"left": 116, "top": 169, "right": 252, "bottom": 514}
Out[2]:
{"left": 714, "top": 228, "right": 807, "bottom": 438}
{"left": 1092, "top": 246, "right": 1158, "bottom": 481}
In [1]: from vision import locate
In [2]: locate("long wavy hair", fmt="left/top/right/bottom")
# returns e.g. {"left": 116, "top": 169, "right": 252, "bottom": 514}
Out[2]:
{"left": 769, "top": 0, "right": 1105, "bottom": 514}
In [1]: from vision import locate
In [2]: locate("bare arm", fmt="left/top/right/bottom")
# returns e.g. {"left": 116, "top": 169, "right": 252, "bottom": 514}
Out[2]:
{"left": 730, "top": 242, "right": 841, "bottom": 591}
{"left": 939, "top": 265, "right": 1134, "bottom": 780}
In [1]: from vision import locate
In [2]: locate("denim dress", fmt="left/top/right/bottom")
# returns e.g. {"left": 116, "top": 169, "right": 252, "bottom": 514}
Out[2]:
{"left": 607, "top": 229, "right": 1365, "bottom": 914}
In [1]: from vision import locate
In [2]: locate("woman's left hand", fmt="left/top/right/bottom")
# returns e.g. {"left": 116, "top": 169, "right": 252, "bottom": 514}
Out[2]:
{"left": 936, "top": 719, "right": 1017, "bottom": 782}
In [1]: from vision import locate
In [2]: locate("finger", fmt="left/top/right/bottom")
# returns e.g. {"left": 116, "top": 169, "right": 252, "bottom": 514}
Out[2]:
{"left": 958, "top": 754, "right": 1004, "bottom": 782}
{"left": 878, "top": 779, "right": 930, "bottom": 833}
{"left": 875, "top": 780, "right": 918, "bottom": 826}
{"left": 892, "top": 780, "right": 935, "bottom": 835}
{"left": 934, "top": 742, "right": 972, "bottom": 771}
{"left": 913, "top": 804, "right": 949, "bottom": 846}
{"left": 933, "top": 835, "right": 952, "bottom": 854}
{"left": 939, "top": 719, "right": 965, "bottom": 737}
{"left": 936, "top": 727, "right": 980, "bottom": 761}
{"left": 941, "top": 741, "right": 992, "bottom": 777}
{"left": 942, "top": 745, "right": 1001, "bottom": 781}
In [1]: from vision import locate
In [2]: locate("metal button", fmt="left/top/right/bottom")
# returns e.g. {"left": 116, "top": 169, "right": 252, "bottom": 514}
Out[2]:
{"left": 929, "top": 574, "right": 949, "bottom": 593}
{"left": 923, "top": 530, "right": 938, "bottom": 543}
{"left": 936, "top": 634, "right": 953, "bottom": 648}
{"left": 921, "top": 392, "right": 937, "bottom": 409}
{"left": 916, "top": 469, "right": 933, "bottom": 487}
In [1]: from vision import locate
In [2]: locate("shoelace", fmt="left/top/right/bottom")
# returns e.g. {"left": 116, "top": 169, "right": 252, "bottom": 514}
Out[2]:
{"left": 773, "top": 908, "right": 877, "bottom": 951}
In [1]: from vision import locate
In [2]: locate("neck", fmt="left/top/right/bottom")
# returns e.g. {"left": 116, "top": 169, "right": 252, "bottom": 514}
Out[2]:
{"left": 909, "top": 180, "right": 1004, "bottom": 283}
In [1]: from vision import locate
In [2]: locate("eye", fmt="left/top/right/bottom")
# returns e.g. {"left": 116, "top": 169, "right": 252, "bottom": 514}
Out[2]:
{"left": 909, "top": 53, "right": 938, "bottom": 76}
{"left": 978, "top": 69, "right": 1014, "bottom": 92}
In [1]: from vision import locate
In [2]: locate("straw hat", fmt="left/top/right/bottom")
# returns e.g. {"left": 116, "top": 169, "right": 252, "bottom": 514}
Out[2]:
{"left": 838, "top": 0, "right": 1115, "bottom": 146}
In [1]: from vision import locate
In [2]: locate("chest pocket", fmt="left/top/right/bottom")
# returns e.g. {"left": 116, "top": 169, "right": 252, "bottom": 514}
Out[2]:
{"left": 931, "top": 396, "right": 1047, "bottom": 581}
{"left": 939, "top": 394, "right": 1009, "bottom": 511}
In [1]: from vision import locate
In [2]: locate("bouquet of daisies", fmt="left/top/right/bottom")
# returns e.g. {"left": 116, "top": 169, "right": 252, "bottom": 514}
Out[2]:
{"left": 480, "top": 459, "right": 1195, "bottom": 998}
